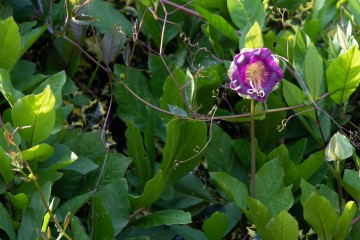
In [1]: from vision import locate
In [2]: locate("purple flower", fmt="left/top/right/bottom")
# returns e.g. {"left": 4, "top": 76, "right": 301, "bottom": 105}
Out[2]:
{"left": 228, "top": 48, "right": 283, "bottom": 102}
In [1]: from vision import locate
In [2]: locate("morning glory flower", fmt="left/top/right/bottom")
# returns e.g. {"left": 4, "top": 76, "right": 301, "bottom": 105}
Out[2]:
{"left": 228, "top": 48, "right": 283, "bottom": 102}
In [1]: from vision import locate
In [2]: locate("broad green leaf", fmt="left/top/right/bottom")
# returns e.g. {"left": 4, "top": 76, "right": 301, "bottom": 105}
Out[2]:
{"left": 62, "top": 156, "right": 98, "bottom": 174}
{"left": 125, "top": 120, "right": 151, "bottom": 186}
{"left": 102, "top": 25, "right": 126, "bottom": 66}
{"left": 231, "top": 138, "right": 267, "bottom": 171}
{"left": 334, "top": 201, "right": 357, "bottom": 240}
{"left": 71, "top": 217, "right": 90, "bottom": 240}
{"left": 0, "top": 202, "right": 16, "bottom": 240}
{"left": 265, "top": 210, "right": 299, "bottom": 240}
{"left": 7, "top": 192, "right": 29, "bottom": 210}
{"left": 56, "top": 192, "right": 92, "bottom": 221}
{"left": 160, "top": 67, "right": 187, "bottom": 114}
{"left": 114, "top": 65, "right": 151, "bottom": 131}
{"left": 282, "top": 80, "right": 315, "bottom": 120}
{"left": 91, "top": 194, "right": 114, "bottom": 240}
{"left": 227, "top": 0, "right": 265, "bottom": 29}
{"left": 135, "top": 209, "right": 192, "bottom": 228}
{"left": 245, "top": 21, "right": 263, "bottom": 48}
{"left": 300, "top": 179, "right": 317, "bottom": 206}
{"left": 0, "top": 68, "right": 24, "bottom": 107}
{"left": 327, "top": 46, "right": 360, "bottom": 105}
{"left": 170, "top": 225, "right": 207, "bottom": 240}
{"left": 299, "top": 150, "right": 325, "bottom": 180}
{"left": 11, "top": 86, "right": 56, "bottom": 146}
{"left": 288, "top": 138, "right": 307, "bottom": 164}
{"left": 266, "top": 186, "right": 294, "bottom": 217}
{"left": 247, "top": 197, "right": 271, "bottom": 239}
{"left": 196, "top": 6, "right": 238, "bottom": 43}
{"left": 83, "top": 0, "right": 132, "bottom": 35}
{"left": 325, "top": 132, "right": 353, "bottom": 161}
{"left": 20, "top": 24, "right": 47, "bottom": 57}
{"left": 129, "top": 170, "right": 165, "bottom": 210}
{"left": 18, "top": 182, "right": 52, "bottom": 240}
{"left": 293, "top": 28, "right": 309, "bottom": 82}
{"left": 304, "top": 44, "right": 323, "bottom": 100}
{"left": 210, "top": 172, "right": 248, "bottom": 210}
{"left": 21, "top": 143, "right": 54, "bottom": 162}
{"left": 0, "top": 17, "right": 21, "bottom": 71}
{"left": 174, "top": 173, "right": 212, "bottom": 201}
{"left": 207, "top": 125, "right": 243, "bottom": 179}
{"left": 304, "top": 192, "right": 338, "bottom": 240}
{"left": 0, "top": 146, "right": 14, "bottom": 184}
{"left": 202, "top": 212, "right": 228, "bottom": 240}
{"left": 160, "top": 119, "right": 207, "bottom": 184}
{"left": 99, "top": 179, "right": 130, "bottom": 236}
{"left": 256, "top": 158, "right": 284, "bottom": 205}
{"left": 17, "top": 171, "right": 62, "bottom": 197}
{"left": 39, "top": 144, "right": 78, "bottom": 170}
{"left": 343, "top": 169, "right": 360, "bottom": 203}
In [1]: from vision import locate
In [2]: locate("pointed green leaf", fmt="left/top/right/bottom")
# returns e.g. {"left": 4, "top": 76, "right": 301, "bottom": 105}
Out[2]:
{"left": 227, "top": 0, "right": 265, "bottom": 29}
{"left": 135, "top": 209, "right": 191, "bottom": 229}
{"left": 7, "top": 192, "right": 29, "bottom": 210}
{"left": 196, "top": 6, "right": 238, "bottom": 42}
{"left": 0, "top": 146, "right": 14, "bottom": 184}
{"left": 129, "top": 170, "right": 165, "bottom": 210}
{"left": 0, "top": 17, "right": 21, "bottom": 71}
{"left": 71, "top": 217, "right": 90, "bottom": 240}
{"left": 245, "top": 21, "right": 263, "bottom": 48}
{"left": 11, "top": 86, "right": 56, "bottom": 145}
{"left": 267, "top": 186, "right": 294, "bottom": 217}
{"left": 56, "top": 192, "right": 92, "bottom": 221}
{"left": 304, "top": 44, "right": 323, "bottom": 100}
{"left": 202, "top": 211, "right": 228, "bottom": 240}
{"left": 91, "top": 194, "right": 114, "bottom": 240}
{"left": 343, "top": 169, "right": 360, "bottom": 203}
{"left": 247, "top": 197, "right": 271, "bottom": 239}
{"left": 299, "top": 150, "right": 325, "bottom": 180}
{"left": 0, "top": 202, "right": 16, "bottom": 240}
{"left": 327, "top": 46, "right": 360, "bottom": 105}
{"left": 303, "top": 192, "right": 338, "bottom": 240}
{"left": 210, "top": 172, "right": 248, "bottom": 210}
{"left": 265, "top": 210, "right": 299, "bottom": 240}
{"left": 21, "top": 143, "right": 54, "bottom": 162}
{"left": 102, "top": 25, "right": 126, "bottom": 66}
{"left": 125, "top": 120, "right": 151, "bottom": 186}
{"left": 20, "top": 24, "right": 47, "bottom": 57}
{"left": 0, "top": 68, "right": 24, "bottom": 107}
{"left": 334, "top": 201, "right": 357, "bottom": 240}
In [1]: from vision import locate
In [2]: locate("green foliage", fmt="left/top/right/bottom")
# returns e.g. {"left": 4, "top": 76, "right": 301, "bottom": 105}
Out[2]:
{"left": 1, "top": 1, "right": 360, "bottom": 239}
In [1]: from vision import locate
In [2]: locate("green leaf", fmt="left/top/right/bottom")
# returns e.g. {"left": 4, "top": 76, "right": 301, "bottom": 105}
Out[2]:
{"left": 21, "top": 143, "right": 54, "bottom": 162}
{"left": 202, "top": 212, "right": 228, "bottom": 240}
{"left": 39, "top": 144, "right": 78, "bottom": 170}
{"left": 304, "top": 44, "right": 323, "bottom": 100}
{"left": 227, "top": 0, "right": 265, "bottom": 29}
{"left": 207, "top": 125, "right": 243, "bottom": 179}
{"left": 91, "top": 194, "right": 114, "bottom": 240}
{"left": 246, "top": 197, "right": 271, "bottom": 239}
{"left": 170, "top": 225, "right": 208, "bottom": 240}
{"left": 325, "top": 132, "right": 353, "bottom": 161}
{"left": 102, "top": 25, "right": 126, "bottom": 66}
{"left": 196, "top": 6, "right": 238, "bottom": 43}
{"left": 18, "top": 182, "right": 52, "bottom": 240}
{"left": 0, "top": 17, "right": 21, "bottom": 71}
{"left": 266, "top": 186, "right": 294, "bottom": 217}
{"left": 327, "top": 46, "right": 360, "bottom": 105}
{"left": 7, "top": 192, "right": 29, "bottom": 210}
{"left": 334, "top": 201, "right": 357, "bottom": 240}
{"left": 244, "top": 21, "right": 263, "bottom": 48}
{"left": 265, "top": 210, "right": 299, "bottom": 240}
{"left": 0, "top": 202, "right": 16, "bottom": 240}
{"left": 20, "top": 24, "right": 47, "bottom": 57}
{"left": 299, "top": 150, "right": 325, "bottom": 180}
{"left": 300, "top": 179, "right": 317, "bottom": 206}
{"left": 288, "top": 138, "right": 307, "bottom": 164}
{"left": 0, "top": 146, "right": 14, "bottom": 184}
{"left": 256, "top": 158, "right": 284, "bottom": 205}
{"left": 0, "top": 68, "right": 24, "bottom": 107}
{"left": 71, "top": 217, "right": 90, "bottom": 240}
{"left": 11, "top": 86, "right": 56, "bottom": 146}
{"left": 160, "top": 119, "right": 207, "bottom": 184}
{"left": 303, "top": 192, "right": 338, "bottom": 240}
{"left": 129, "top": 170, "right": 165, "bottom": 210}
{"left": 210, "top": 172, "right": 248, "bottom": 210}
{"left": 56, "top": 192, "right": 92, "bottom": 221}
{"left": 17, "top": 171, "right": 62, "bottom": 197}
{"left": 99, "top": 179, "right": 130, "bottom": 236}
{"left": 83, "top": 0, "right": 132, "bottom": 35}
{"left": 343, "top": 169, "right": 360, "bottom": 203}
{"left": 135, "top": 209, "right": 192, "bottom": 228}
{"left": 62, "top": 156, "right": 98, "bottom": 174}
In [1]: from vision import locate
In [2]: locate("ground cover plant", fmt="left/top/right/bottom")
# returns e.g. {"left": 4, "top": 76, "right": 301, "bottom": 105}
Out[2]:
{"left": 1, "top": 0, "right": 360, "bottom": 239}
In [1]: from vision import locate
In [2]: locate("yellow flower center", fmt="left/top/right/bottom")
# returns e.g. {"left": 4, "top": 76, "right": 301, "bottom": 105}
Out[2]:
{"left": 245, "top": 61, "right": 266, "bottom": 97}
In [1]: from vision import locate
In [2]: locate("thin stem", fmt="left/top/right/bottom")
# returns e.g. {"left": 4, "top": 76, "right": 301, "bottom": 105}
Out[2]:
{"left": 161, "top": 0, "right": 204, "bottom": 19}
{"left": 335, "top": 161, "right": 343, "bottom": 213}
{"left": 250, "top": 99, "right": 256, "bottom": 198}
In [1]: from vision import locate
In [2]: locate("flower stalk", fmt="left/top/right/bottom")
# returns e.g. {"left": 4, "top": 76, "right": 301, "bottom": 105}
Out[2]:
{"left": 250, "top": 98, "right": 256, "bottom": 198}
